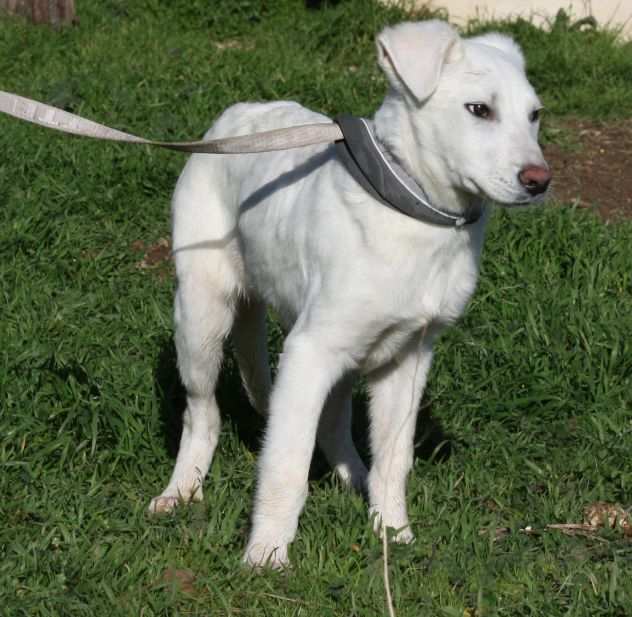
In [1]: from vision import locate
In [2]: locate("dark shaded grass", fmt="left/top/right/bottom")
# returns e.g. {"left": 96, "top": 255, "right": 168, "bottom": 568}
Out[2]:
{"left": 1, "top": 1, "right": 631, "bottom": 615}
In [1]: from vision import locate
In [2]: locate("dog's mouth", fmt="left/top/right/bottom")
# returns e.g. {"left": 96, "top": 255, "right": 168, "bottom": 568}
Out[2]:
{"left": 479, "top": 181, "right": 551, "bottom": 208}
{"left": 502, "top": 196, "right": 545, "bottom": 207}
{"left": 466, "top": 174, "right": 551, "bottom": 209}
{"left": 508, "top": 186, "right": 551, "bottom": 207}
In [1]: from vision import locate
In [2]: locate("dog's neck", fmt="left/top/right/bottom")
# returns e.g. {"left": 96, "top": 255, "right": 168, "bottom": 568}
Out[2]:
{"left": 372, "top": 91, "right": 483, "bottom": 220}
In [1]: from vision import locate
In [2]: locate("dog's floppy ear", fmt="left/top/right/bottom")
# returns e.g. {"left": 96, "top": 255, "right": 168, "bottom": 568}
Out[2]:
{"left": 376, "top": 20, "right": 463, "bottom": 104}
{"left": 470, "top": 32, "right": 525, "bottom": 70}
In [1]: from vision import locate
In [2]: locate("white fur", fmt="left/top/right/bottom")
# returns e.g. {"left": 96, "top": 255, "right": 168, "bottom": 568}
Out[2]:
{"left": 148, "top": 20, "right": 548, "bottom": 568}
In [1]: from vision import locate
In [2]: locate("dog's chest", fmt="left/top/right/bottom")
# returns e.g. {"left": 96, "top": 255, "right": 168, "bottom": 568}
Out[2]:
{"left": 360, "top": 232, "right": 481, "bottom": 370}
{"left": 419, "top": 236, "right": 481, "bottom": 323}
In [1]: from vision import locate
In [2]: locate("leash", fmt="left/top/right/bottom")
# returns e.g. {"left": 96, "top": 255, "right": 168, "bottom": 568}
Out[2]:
{"left": 0, "top": 89, "right": 482, "bottom": 227}
{"left": 0, "top": 90, "right": 344, "bottom": 153}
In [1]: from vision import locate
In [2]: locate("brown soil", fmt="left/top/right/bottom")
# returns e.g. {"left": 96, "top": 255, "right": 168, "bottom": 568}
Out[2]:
{"left": 543, "top": 118, "right": 632, "bottom": 221}
{"left": 132, "top": 237, "right": 173, "bottom": 280}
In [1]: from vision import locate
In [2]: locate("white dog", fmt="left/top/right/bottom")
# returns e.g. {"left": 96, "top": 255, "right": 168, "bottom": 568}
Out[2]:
{"left": 149, "top": 20, "right": 550, "bottom": 568}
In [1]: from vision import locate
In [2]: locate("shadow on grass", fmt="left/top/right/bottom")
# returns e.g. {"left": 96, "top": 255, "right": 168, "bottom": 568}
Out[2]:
{"left": 153, "top": 336, "right": 265, "bottom": 461}
{"left": 154, "top": 335, "right": 454, "bottom": 482}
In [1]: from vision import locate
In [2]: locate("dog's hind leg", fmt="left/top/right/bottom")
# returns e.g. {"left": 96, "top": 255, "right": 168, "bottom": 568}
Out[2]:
{"left": 149, "top": 272, "right": 238, "bottom": 513}
{"left": 317, "top": 375, "right": 368, "bottom": 491}
{"left": 149, "top": 157, "right": 243, "bottom": 514}
{"left": 232, "top": 297, "right": 272, "bottom": 416}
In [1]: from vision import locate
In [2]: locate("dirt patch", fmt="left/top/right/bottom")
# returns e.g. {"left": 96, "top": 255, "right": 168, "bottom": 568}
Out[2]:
{"left": 543, "top": 118, "right": 632, "bottom": 221}
{"left": 132, "top": 238, "right": 173, "bottom": 280}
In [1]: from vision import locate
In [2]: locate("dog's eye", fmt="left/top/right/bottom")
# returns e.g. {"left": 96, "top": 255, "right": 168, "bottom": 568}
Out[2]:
{"left": 530, "top": 108, "right": 543, "bottom": 123}
{"left": 465, "top": 103, "right": 492, "bottom": 119}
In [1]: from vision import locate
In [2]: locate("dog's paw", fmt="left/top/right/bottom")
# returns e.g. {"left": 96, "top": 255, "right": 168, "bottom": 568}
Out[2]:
{"left": 243, "top": 540, "right": 289, "bottom": 571}
{"left": 334, "top": 462, "right": 369, "bottom": 493}
{"left": 369, "top": 508, "right": 415, "bottom": 544}
{"left": 377, "top": 522, "right": 415, "bottom": 545}
{"left": 392, "top": 525, "right": 415, "bottom": 544}
{"left": 148, "top": 495, "right": 181, "bottom": 514}
{"left": 148, "top": 489, "right": 203, "bottom": 514}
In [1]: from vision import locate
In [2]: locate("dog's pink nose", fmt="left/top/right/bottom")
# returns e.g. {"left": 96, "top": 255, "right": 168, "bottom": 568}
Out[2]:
{"left": 518, "top": 165, "right": 551, "bottom": 196}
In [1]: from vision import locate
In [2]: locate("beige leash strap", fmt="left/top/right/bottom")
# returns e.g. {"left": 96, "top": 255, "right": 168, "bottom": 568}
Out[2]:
{"left": 0, "top": 90, "right": 344, "bottom": 153}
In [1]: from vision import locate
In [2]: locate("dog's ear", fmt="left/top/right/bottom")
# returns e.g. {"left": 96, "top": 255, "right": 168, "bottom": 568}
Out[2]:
{"left": 471, "top": 32, "right": 525, "bottom": 70}
{"left": 376, "top": 20, "right": 463, "bottom": 105}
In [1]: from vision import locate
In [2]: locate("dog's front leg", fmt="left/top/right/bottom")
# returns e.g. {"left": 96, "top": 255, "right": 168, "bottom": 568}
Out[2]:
{"left": 367, "top": 331, "right": 434, "bottom": 543}
{"left": 244, "top": 332, "right": 349, "bottom": 569}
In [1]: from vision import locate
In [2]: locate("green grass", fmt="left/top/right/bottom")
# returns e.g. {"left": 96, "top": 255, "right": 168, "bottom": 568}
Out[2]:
{"left": 1, "top": 1, "right": 631, "bottom": 615}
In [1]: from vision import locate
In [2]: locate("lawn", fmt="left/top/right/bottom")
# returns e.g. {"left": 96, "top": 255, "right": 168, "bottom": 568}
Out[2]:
{"left": 1, "top": 1, "right": 631, "bottom": 616}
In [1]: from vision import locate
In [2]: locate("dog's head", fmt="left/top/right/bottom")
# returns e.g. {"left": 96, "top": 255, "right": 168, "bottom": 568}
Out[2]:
{"left": 375, "top": 20, "right": 550, "bottom": 206}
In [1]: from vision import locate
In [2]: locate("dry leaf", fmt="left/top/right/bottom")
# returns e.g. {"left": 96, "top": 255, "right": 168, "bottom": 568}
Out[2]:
{"left": 583, "top": 502, "right": 630, "bottom": 530}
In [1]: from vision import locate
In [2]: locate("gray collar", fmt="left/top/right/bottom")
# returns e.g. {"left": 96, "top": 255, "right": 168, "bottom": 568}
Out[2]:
{"left": 334, "top": 114, "right": 483, "bottom": 227}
